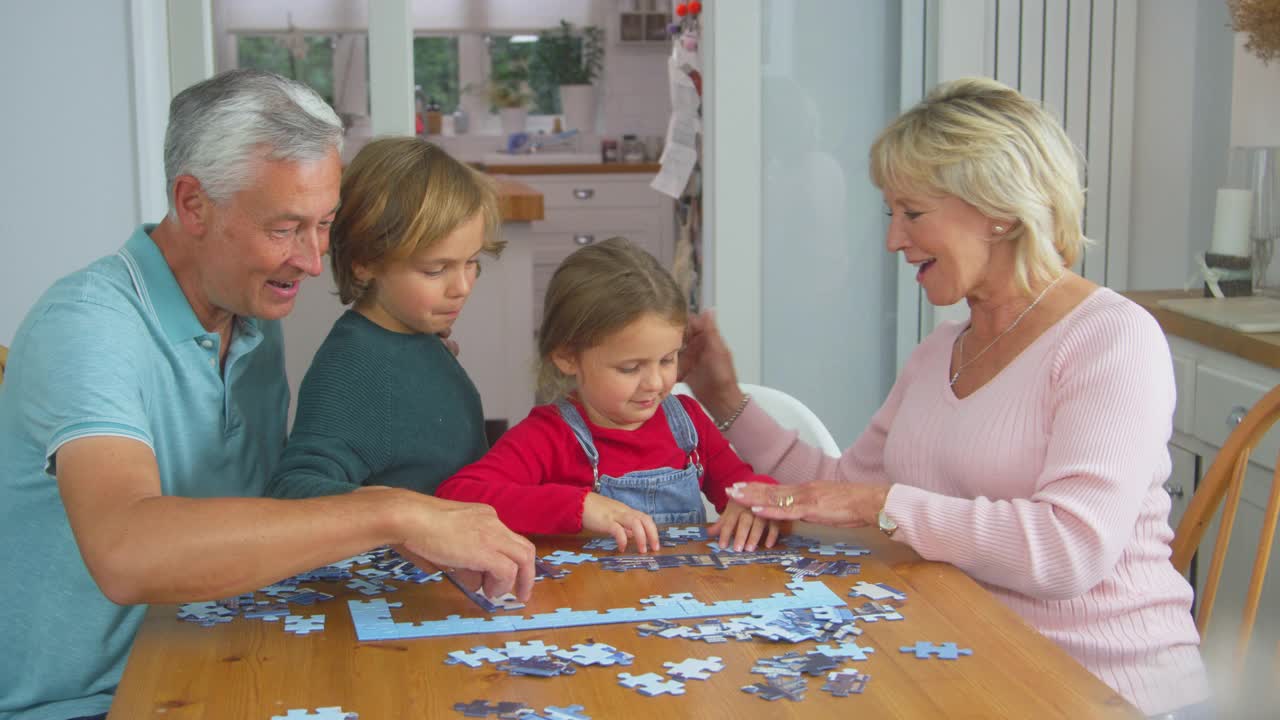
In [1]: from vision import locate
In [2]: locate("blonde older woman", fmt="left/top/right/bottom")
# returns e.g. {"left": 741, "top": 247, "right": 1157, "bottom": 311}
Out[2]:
{"left": 681, "top": 77, "right": 1210, "bottom": 719}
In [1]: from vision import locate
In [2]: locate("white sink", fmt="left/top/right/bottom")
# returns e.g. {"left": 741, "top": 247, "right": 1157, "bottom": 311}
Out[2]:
{"left": 481, "top": 152, "right": 600, "bottom": 166}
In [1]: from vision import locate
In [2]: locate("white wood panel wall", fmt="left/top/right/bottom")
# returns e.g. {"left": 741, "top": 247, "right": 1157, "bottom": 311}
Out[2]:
{"left": 897, "top": 0, "right": 1137, "bottom": 366}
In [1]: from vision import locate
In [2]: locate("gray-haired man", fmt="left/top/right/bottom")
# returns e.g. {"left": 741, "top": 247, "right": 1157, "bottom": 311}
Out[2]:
{"left": 0, "top": 70, "right": 534, "bottom": 720}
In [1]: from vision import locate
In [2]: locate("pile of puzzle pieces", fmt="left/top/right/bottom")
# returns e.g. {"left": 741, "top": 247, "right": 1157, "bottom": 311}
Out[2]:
{"left": 445, "top": 639, "right": 634, "bottom": 678}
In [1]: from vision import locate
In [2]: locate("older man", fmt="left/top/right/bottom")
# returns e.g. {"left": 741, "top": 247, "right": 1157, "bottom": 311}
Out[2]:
{"left": 0, "top": 70, "right": 535, "bottom": 720}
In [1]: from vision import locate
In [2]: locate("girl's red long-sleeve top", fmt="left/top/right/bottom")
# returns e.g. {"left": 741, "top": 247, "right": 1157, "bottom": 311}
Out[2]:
{"left": 436, "top": 395, "right": 777, "bottom": 534}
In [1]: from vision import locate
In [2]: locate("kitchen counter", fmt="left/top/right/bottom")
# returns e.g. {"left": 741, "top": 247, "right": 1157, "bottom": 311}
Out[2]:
{"left": 492, "top": 175, "right": 544, "bottom": 222}
{"left": 480, "top": 162, "right": 661, "bottom": 175}
{"left": 1124, "top": 289, "right": 1280, "bottom": 370}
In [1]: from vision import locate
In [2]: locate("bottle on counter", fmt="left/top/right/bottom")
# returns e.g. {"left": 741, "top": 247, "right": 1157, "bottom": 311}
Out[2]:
{"left": 621, "top": 134, "right": 645, "bottom": 163}
{"left": 601, "top": 138, "right": 620, "bottom": 163}
{"left": 425, "top": 97, "right": 443, "bottom": 135}
{"left": 414, "top": 85, "right": 427, "bottom": 136}
{"left": 452, "top": 105, "right": 469, "bottom": 135}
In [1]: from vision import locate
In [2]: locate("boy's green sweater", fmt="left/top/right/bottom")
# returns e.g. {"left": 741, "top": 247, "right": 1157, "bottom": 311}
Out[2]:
{"left": 267, "top": 310, "right": 488, "bottom": 498}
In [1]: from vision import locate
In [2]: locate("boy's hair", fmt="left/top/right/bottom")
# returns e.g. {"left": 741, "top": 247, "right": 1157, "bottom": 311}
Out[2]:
{"left": 331, "top": 137, "right": 505, "bottom": 306}
{"left": 869, "top": 76, "right": 1085, "bottom": 295}
{"left": 537, "top": 237, "right": 687, "bottom": 401}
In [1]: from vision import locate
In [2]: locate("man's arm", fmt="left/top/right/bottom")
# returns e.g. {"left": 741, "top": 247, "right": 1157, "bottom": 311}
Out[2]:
{"left": 57, "top": 436, "right": 536, "bottom": 604}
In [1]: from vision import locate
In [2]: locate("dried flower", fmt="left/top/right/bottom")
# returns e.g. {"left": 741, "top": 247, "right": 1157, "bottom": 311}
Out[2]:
{"left": 1228, "top": 0, "right": 1280, "bottom": 64}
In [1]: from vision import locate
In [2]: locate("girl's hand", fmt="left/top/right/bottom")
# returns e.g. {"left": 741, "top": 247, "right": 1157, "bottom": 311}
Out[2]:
{"left": 581, "top": 492, "right": 661, "bottom": 553}
{"left": 708, "top": 499, "right": 781, "bottom": 552}
{"left": 726, "top": 481, "right": 889, "bottom": 528}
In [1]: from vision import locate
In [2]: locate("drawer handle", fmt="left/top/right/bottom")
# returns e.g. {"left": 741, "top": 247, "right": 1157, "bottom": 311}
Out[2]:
{"left": 1226, "top": 405, "right": 1248, "bottom": 428}
{"left": 573, "top": 234, "right": 595, "bottom": 246}
{"left": 1163, "top": 482, "right": 1184, "bottom": 500}
{"left": 573, "top": 188, "right": 595, "bottom": 200}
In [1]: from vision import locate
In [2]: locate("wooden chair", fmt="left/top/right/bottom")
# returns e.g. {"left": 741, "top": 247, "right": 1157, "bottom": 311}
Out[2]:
{"left": 1170, "top": 382, "right": 1280, "bottom": 676}
{"left": 0, "top": 344, "right": 7, "bottom": 384}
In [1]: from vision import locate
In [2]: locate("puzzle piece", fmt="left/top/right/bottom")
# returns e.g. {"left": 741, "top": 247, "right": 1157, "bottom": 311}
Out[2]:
{"left": 551, "top": 641, "right": 634, "bottom": 666}
{"left": 451, "top": 700, "right": 530, "bottom": 718}
{"left": 444, "top": 645, "right": 509, "bottom": 668}
{"left": 813, "top": 642, "right": 876, "bottom": 661}
{"left": 617, "top": 671, "right": 686, "bottom": 696}
{"left": 741, "top": 674, "right": 807, "bottom": 701}
{"left": 270, "top": 707, "right": 358, "bottom": 719}
{"left": 899, "top": 641, "right": 973, "bottom": 660}
{"left": 444, "top": 569, "right": 526, "bottom": 613}
{"left": 346, "top": 578, "right": 396, "bottom": 596}
{"left": 501, "top": 640, "right": 559, "bottom": 659}
{"left": 283, "top": 614, "right": 326, "bottom": 635}
{"left": 496, "top": 656, "right": 576, "bottom": 677}
{"left": 540, "top": 705, "right": 592, "bottom": 720}
{"left": 848, "top": 581, "right": 907, "bottom": 602}
{"left": 541, "top": 550, "right": 598, "bottom": 566}
{"left": 534, "top": 560, "right": 570, "bottom": 581}
{"left": 847, "top": 600, "right": 904, "bottom": 623}
{"left": 823, "top": 668, "right": 871, "bottom": 697}
{"left": 662, "top": 656, "right": 725, "bottom": 680}
{"left": 582, "top": 536, "right": 618, "bottom": 551}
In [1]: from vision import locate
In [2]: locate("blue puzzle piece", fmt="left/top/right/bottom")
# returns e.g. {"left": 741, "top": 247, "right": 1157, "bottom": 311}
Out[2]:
{"left": 541, "top": 550, "right": 598, "bottom": 566}
{"left": 618, "top": 671, "right": 686, "bottom": 696}
{"left": 899, "top": 641, "right": 973, "bottom": 660}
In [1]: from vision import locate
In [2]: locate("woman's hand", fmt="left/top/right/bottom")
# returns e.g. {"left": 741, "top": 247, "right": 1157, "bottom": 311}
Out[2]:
{"left": 708, "top": 499, "right": 782, "bottom": 552}
{"left": 581, "top": 492, "right": 661, "bottom": 553}
{"left": 726, "top": 481, "right": 890, "bottom": 528}
{"left": 679, "top": 310, "right": 746, "bottom": 421}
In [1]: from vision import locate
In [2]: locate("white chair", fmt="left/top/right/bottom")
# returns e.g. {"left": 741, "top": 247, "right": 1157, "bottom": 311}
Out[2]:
{"left": 672, "top": 382, "right": 843, "bottom": 520}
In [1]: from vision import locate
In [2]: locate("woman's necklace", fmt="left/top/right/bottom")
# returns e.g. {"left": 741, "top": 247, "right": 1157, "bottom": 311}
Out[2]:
{"left": 950, "top": 274, "right": 1064, "bottom": 388}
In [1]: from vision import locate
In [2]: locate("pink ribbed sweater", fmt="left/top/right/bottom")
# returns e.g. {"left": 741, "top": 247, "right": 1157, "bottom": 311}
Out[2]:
{"left": 728, "top": 289, "right": 1210, "bottom": 715}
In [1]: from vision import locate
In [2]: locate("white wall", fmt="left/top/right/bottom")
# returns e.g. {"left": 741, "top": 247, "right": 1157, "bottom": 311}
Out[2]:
{"left": 1127, "top": 0, "right": 1234, "bottom": 291}
{"left": 0, "top": 0, "right": 142, "bottom": 344}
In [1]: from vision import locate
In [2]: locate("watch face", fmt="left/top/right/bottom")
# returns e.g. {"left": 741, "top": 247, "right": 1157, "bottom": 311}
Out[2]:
{"left": 878, "top": 510, "right": 897, "bottom": 531}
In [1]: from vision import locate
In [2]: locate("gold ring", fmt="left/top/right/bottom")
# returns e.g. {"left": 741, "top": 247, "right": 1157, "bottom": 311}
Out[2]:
{"left": 777, "top": 495, "right": 794, "bottom": 508}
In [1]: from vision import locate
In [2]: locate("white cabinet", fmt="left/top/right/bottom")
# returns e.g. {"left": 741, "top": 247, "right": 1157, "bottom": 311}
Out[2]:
{"left": 1165, "top": 335, "right": 1280, "bottom": 698}
{"left": 515, "top": 173, "right": 675, "bottom": 329}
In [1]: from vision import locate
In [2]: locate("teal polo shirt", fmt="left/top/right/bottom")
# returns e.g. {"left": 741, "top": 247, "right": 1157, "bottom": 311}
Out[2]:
{"left": 0, "top": 226, "right": 289, "bottom": 720}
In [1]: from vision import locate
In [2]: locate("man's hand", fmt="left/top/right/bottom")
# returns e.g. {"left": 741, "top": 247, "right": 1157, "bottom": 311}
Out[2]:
{"left": 395, "top": 492, "right": 537, "bottom": 601}
{"left": 581, "top": 492, "right": 661, "bottom": 553}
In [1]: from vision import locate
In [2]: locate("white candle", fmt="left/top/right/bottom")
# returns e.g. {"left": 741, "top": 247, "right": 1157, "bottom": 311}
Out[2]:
{"left": 1211, "top": 188, "right": 1254, "bottom": 257}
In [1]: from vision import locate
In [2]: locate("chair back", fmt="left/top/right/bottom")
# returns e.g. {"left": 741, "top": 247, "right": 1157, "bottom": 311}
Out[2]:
{"left": 736, "top": 382, "right": 842, "bottom": 456}
{"left": 1170, "top": 382, "right": 1280, "bottom": 676}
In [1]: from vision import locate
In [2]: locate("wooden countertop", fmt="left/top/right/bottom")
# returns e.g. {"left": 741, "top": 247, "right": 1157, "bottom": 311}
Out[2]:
{"left": 493, "top": 175, "right": 544, "bottom": 222}
{"left": 481, "top": 162, "right": 661, "bottom": 175}
{"left": 108, "top": 526, "right": 1137, "bottom": 719}
{"left": 1125, "top": 289, "right": 1280, "bottom": 369}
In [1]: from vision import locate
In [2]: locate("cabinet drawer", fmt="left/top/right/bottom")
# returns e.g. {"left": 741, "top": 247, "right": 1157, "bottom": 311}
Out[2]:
{"left": 1193, "top": 365, "right": 1280, "bottom": 471}
{"left": 525, "top": 176, "right": 666, "bottom": 210}
{"left": 531, "top": 228, "right": 660, "bottom": 267}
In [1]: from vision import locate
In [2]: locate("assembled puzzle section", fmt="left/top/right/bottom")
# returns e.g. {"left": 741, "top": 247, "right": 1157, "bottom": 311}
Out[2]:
{"left": 348, "top": 580, "right": 848, "bottom": 641}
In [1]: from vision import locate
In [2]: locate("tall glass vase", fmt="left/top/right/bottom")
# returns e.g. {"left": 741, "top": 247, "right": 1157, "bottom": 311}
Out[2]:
{"left": 1231, "top": 147, "right": 1280, "bottom": 292}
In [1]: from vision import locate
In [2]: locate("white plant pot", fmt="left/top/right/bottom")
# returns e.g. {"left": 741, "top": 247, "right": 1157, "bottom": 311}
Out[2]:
{"left": 499, "top": 107, "right": 528, "bottom": 135}
{"left": 559, "top": 84, "right": 597, "bottom": 133}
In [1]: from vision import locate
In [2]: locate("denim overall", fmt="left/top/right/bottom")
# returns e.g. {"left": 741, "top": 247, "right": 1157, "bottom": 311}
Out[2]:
{"left": 556, "top": 395, "right": 707, "bottom": 524}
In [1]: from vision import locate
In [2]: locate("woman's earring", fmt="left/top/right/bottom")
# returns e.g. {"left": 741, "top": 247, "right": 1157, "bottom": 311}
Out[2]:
{"left": 992, "top": 225, "right": 1006, "bottom": 234}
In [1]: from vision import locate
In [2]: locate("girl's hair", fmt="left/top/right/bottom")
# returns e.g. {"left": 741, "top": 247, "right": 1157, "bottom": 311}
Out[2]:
{"left": 869, "top": 76, "right": 1085, "bottom": 294}
{"left": 330, "top": 137, "right": 505, "bottom": 305}
{"left": 164, "top": 69, "right": 343, "bottom": 218}
{"left": 537, "top": 237, "right": 688, "bottom": 401}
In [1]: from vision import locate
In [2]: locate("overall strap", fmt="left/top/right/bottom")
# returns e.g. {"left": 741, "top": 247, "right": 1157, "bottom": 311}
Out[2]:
{"left": 555, "top": 400, "right": 600, "bottom": 471}
{"left": 661, "top": 394, "right": 699, "bottom": 454}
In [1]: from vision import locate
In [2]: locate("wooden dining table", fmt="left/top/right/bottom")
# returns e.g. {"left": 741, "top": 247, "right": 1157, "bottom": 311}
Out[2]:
{"left": 107, "top": 524, "right": 1139, "bottom": 719}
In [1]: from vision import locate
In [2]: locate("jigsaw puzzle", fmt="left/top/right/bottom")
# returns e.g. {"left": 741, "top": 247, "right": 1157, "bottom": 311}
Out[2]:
{"left": 899, "top": 641, "right": 973, "bottom": 660}
{"left": 348, "top": 580, "right": 848, "bottom": 640}
{"left": 270, "top": 708, "right": 358, "bottom": 719}
{"left": 661, "top": 656, "right": 724, "bottom": 680}
{"left": 617, "top": 671, "right": 686, "bottom": 696}
{"left": 822, "top": 668, "right": 871, "bottom": 697}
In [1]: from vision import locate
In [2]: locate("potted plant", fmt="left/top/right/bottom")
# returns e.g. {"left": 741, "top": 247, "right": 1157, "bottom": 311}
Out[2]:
{"left": 532, "top": 20, "right": 605, "bottom": 133}
{"left": 473, "top": 55, "right": 533, "bottom": 135}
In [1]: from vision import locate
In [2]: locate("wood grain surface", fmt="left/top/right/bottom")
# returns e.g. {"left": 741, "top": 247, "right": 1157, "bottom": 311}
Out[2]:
{"left": 108, "top": 525, "right": 1138, "bottom": 719}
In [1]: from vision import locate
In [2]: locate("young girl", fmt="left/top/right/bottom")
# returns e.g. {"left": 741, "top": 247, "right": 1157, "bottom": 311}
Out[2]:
{"left": 266, "top": 137, "right": 503, "bottom": 498}
{"left": 436, "top": 237, "right": 781, "bottom": 552}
